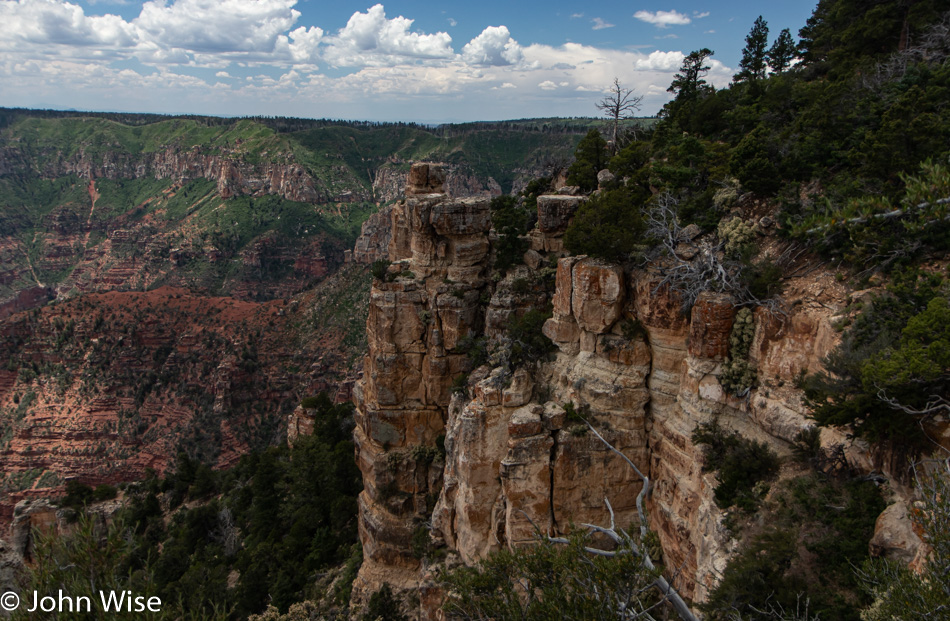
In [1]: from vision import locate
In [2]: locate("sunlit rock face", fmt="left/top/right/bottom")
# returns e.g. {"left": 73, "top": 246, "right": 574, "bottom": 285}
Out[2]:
{"left": 351, "top": 164, "right": 902, "bottom": 618}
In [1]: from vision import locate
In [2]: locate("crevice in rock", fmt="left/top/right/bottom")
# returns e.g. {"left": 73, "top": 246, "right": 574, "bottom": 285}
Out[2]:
{"left": 548, "top": 429, "right": 560, "bottom": 535}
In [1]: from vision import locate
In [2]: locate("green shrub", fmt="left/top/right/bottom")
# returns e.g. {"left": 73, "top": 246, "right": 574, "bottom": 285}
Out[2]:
{"left": 410, "top": 523, "right": 431, "bottom": 559}
{"left": 371, "top": 259, "right": 391, "bottom": 282}
{"left": 741, "top": 258, "right": 783, "bottom": 299}
{"left": 691, "top": 420, "right": 780, "bottom": 512}
{"left": 729, "top": 124, "right": 781, "bottom": 196}
{"left": 457, "top": 334, "right": 489, "bottom": 367}
{"left": 507, "top": 309, "right": 556, "bottom": 368}
{"left": 511, "top": 277, "right": 532, "bottom": 294}
{"left": 440, "top": 530, "right": 661, "bottom": 620}
{"left": 92, "top": 484, "right": 118, "bottom": 502}
{"left": 620, "top": 317, "right": 647, "bottom": 341}
{"left": 409, "top": 444, "right": 440, "bottom": 464}
{"left": 565, "top": 129, "right": 608, "bottom": 192}
{"left": 60, "top": 480, "right": 94, "bottom": 508}
{"left": 491, "top": 195, "right": 531, "bottom": 273}
{"left": 300, "top": 396, "right": 321, "bottom": 409}
{"left": 362, "top": 584, "right": 407, "bottom": 621}
{"left": 450, "top": 373, "right": 469, "bottom": 395}
{"left": 704, "top": 474, "right": 884, "bottom": 621}
{"left": 563, "top": 187, "right": 647, "bottom": 263}
{"left": 806, "top": 269, "right": 948, "bottom": 452}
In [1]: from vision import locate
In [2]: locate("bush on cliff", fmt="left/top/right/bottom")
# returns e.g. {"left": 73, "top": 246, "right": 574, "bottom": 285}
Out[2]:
{"left": 490, "top": 195, "right": 532, "bottom": 273}
{"left": 565, "top": 129, "right": 608, "bottom": 192}
{"left": 703, "top": 474, "right": 884, "bottom": 621}
{"left": 439, "top": 530, "right": 662, "bottom": 620}
{"left": 691, "top": 419, "right": 780, "bottom": 512}
{"left": 507, "top": 309, "right": 556, "bottom": 368}
{"left": 805, "top": 269, "right": 948, "bottom": 456}
{"left": 563, "top": 187, "right": 648, "bottom": 263}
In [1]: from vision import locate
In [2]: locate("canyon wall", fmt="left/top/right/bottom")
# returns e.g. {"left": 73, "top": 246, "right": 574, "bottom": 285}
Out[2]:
{"left": 0, "top": 143, "right": 354, "bottom": 205}
{"left": 350, "top": 164, "right": 917, "bottom": 617}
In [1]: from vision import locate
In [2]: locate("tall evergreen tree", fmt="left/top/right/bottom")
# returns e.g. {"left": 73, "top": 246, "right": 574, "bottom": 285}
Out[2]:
{"left": 767, "top": 28, "right": 797, "bottom": 72}
{"left": 667, "top": 48, "right": 714, "bottom": 100}
{"left": 734, "top": 16, "right": 769, "bottom": 83}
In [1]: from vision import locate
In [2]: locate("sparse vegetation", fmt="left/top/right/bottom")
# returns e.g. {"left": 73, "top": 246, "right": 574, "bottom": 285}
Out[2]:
{"left": 691, "top": 419, "right": 780, "bottom": 513}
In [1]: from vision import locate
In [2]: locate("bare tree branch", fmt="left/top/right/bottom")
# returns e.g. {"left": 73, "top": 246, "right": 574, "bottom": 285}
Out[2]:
{"left": 597, "top": 78, "right": 644, "bottom": 149}
{"left": 644, "top": 193, "right": 786, "bottom": 315}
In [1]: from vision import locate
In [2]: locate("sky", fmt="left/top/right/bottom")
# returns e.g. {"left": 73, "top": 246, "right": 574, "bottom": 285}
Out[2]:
{"left": 0, "top": 0, "right": 819, "bottom": 123}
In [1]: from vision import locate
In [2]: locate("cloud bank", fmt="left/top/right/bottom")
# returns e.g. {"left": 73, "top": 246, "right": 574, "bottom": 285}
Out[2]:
{"left": 0, "top": 0, "right": 732, "bottom": 121}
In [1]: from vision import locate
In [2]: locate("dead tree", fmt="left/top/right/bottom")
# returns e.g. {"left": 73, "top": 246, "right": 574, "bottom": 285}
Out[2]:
{"left": 644, "top": 193, "right": 785, "bottom": 314}
{"left": 597, "top": 78, "right": 644, "bottom": 151}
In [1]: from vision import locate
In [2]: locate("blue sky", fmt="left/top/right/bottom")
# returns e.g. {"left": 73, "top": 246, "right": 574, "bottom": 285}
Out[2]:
{"left": 0, "top": 0, "right": 818, "bottom": 123}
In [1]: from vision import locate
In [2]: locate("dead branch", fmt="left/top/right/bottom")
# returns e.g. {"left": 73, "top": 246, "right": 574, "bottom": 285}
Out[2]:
{"left": 804, "top": 197, "right": 950, "bottom": 234}
{"left": 645, "top": 193, "right": 787, "bottom": 316}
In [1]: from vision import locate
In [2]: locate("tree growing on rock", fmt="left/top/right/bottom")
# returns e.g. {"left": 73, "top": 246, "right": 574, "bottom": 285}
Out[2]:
{"left": 565, "top": 128, "right": 609, "bottom": 192}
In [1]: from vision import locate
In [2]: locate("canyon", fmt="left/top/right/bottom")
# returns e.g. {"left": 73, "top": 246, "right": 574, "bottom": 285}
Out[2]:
{"left": 0, "top": 113, "right": 579, "bottom": 540}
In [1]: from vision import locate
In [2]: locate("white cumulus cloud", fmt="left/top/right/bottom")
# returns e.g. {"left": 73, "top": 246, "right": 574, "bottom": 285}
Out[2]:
{"left": 633, "top": 10, "right": 691, "bottom": 28}
{"left": 0, "top": 0, "right": 136, "bottom": 52}
{"left": 591, "top": 17, "right": 614, "bottom": 30}
{"left": 462, "top": 25, "right": 523, "bottom": 66}
{"left": 135, "top": 0, "right": 300, "bottom": 54}
{"left": 321, "top": 4, "right": 453, "bottom": 67}
{"left": 0, "top": 1, "right": 739, "bottom": 121}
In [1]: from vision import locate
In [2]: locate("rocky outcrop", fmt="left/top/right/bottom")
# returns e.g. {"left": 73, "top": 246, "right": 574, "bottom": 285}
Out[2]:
{"left": 351, "top": 163, "right": 494, "bottom": 608}
{"left": 373, "top": 163, "right": 503, "bottom": 204}
{"left": 353, "top": 205, "right": 395, "bottom": 265}
{"left": 528, "top": 194, "right": 586, "bottom": 254}
{"left": 351, "top": 166, "right": 908, "bottom": 618}
{"left": 869, "top": 501, "right": 927, "bottom": 568}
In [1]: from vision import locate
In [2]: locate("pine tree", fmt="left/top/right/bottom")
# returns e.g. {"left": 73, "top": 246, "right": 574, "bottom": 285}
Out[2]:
{"left": 767, "top": 28, "right": 797, "bottom": 72}
{"left": 565, "top": 129, "right": 608, "bottom": 192}
{"left": 667, "top": 48, "right": 714, "bottom": 100}
{"left": 734, "top": 16, "right": 769, "bottom": 83}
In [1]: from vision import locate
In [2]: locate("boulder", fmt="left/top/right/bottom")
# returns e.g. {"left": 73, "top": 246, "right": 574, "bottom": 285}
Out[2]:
{"left": 571, "top": 258, "right": 625, "bottom": 334}
{"left": 537, "top": 195, "right": 586, "bottom": 235}
{"left": 406, "top": 162, "right": 445, "bottom": 195}
{"left": 869, "top": 501, "right": 926, "bottom": 566}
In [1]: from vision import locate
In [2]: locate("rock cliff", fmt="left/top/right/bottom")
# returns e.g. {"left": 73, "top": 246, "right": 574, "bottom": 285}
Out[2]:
{"left": 1, "top": 143, "right": 356, "bottom": 205}
{"left": 350, "top": 164, "right": 923, "bottom": 618}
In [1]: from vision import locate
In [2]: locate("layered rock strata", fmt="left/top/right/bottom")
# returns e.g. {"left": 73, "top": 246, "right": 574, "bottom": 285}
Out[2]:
{"left": 352, "top": 164, "right": 898, "bottom": 617}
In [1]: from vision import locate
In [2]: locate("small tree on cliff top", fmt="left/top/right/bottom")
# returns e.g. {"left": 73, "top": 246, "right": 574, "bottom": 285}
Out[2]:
{"left": 565, "top": 128, "right": 608, "bottom": 192}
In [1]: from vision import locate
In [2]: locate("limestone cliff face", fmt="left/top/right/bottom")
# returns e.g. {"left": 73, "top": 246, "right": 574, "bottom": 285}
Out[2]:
{"left": 352, "top": 165, "right": 890, "bottom": 617}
